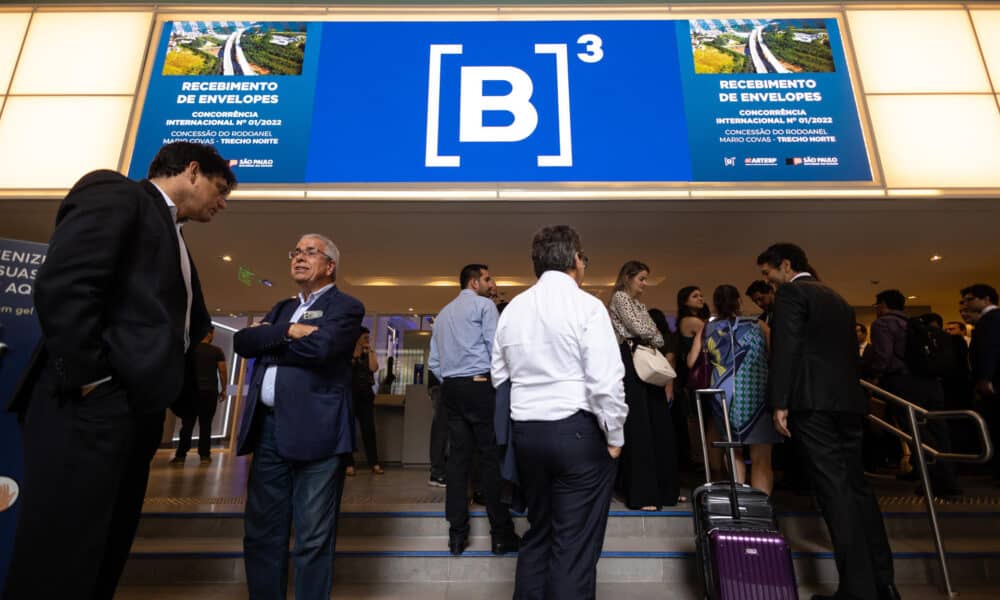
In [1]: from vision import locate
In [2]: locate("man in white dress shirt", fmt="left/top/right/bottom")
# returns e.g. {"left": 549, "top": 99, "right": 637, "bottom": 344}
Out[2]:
{"left": 492, "top": 225, "right": 628, "bottom": 600}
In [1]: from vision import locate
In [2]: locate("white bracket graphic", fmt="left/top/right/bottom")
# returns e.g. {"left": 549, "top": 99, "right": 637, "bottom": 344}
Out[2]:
{"left": 425, "top": 44, "right": 463, "bottom": 167}
{"left": 535, "top": 43, "right": 573, "bottom": 167}
{"left": 425, "top": 42, "right": 573, "bottom": 168}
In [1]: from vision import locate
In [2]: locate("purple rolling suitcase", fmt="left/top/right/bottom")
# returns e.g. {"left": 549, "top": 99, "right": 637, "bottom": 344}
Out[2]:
{"left": 693, "top": 389, "right": 798, "bottom": 600}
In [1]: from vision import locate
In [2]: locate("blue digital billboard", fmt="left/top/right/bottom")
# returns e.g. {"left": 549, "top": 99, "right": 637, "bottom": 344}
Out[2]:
{"left": 130, "top": 18, "right": 871, "bottom": 183}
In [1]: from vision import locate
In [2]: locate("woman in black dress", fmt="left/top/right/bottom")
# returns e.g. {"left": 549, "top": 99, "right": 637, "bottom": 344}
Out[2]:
{"left": 345, "top": 327, "right": 384, "bottom": 476}
{"left": 610, "top": 261, "right": 682, "bottom": 510}
{"left": 649, "top": 308, "right": 693, "bottom": 474}
{"left": 675, "top": 286, "right": 716, "bottom": 476}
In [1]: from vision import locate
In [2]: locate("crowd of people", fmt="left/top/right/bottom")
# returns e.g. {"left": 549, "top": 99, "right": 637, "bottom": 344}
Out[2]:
{"left": 4, "top": 140, "right": 999, "bottom": 600}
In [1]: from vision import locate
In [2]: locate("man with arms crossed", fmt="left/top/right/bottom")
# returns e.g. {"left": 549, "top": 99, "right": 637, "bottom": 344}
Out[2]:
{"left": 759, "top": 243, "right": 897, "bottom": 600}
{"left": 429, "top": 263, "right": 519, "bottom": 555}
{"left": 492, "top": 225, "right": 628, "bottom": 600}
{"left": 4, "top": 142, "right": 235, "bottom": 600}
{"left": 234, "top": 234, "right": 364, "bottom": 600}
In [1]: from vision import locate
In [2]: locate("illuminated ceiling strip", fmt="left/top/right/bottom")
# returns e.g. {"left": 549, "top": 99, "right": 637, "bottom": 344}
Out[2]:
{"left": 886, "top": 188, "right": 944, "bottom": 196}
{"left": 346, "top": 275, "right": 664, "bottom": 287}
{"left": 499, "top": 189, "right": 690, "bottom": 199}
{"left": 228, "top": 189, "right": 306, "bottom": 199}
{"left": 690, "top": 188, "right": 886, "bottom": 198}
{"left": 306, "top": 189, "right": 498, "bottom": 200}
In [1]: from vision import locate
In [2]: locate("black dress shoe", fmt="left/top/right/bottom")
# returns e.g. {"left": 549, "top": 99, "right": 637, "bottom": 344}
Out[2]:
{"left": 878, "top": 583, "right": 901, "bottom": 600}
{"left": 492, "top": 533, "right": 521, "bottom": 555}
{"left": 448, "top": 534, "right": 469, "bottom": 556}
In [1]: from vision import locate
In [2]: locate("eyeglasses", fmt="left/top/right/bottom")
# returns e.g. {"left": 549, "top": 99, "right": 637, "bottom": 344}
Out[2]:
{"left": 288, "top": 247, "right": 331, "bottom": 260}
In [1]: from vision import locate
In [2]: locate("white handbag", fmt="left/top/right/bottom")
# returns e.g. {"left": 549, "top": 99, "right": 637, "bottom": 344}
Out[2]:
{"left": 632, "top": 343, "right": 677, "bottom": 387}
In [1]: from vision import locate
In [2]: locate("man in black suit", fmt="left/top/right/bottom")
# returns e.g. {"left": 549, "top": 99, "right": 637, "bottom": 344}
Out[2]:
{"left": 3, "top": 142, "right": 235, "bottom": 600}
{"left": 962, "top": 283, "right": 1000, "bottom": 481}
{"left": 758, "top": 243, "right": 897, "bottom": 600}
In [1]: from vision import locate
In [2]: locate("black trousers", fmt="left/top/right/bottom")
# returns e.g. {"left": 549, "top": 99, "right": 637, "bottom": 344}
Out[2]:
{"left": 512, "top": 411, "right": 618, "bottom": 600}
{"left": 175, "top": 390, "right": 218, "bottom": 458}
{"left": 442, "top": 377, "right": 513, "bottom": 537}
{"left": 4, "top": 375, "right": 164, "bottom": 600}
{"left": 790, "top": 410, "right": 894, "bottom": 600}
{"left": 978, "top": 393, "right": 1000, "bottom": 478}
{"left": 345, "top": 392, "right": 379, "bottom": 468}
{"left": 429, "top": 384, "right": 448, "bottom": 479}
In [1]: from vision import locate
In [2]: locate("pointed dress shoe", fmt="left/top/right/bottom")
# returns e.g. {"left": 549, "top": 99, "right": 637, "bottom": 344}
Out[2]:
{"left": 492, "top": 533, "right": 521, "bottom": 555}
{"left": 448, "top": 534, "right": 469, "bottom": 556}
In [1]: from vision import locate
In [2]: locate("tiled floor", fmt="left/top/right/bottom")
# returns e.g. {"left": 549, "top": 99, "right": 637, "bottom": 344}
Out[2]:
{"left": 129, "top": 450, "right": 1000, "bottom": 598}
{"left": 145, "top": 448, "right": 1000, "bottom": 514}
{"left": 115, "top": 582, "right": 1000, "bottom": 599}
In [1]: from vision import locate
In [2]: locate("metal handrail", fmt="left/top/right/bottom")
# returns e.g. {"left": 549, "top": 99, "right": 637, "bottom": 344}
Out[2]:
{"left": 861, "top": 379, "right": 994, "bottom": 465}
{"left": 861, "top": 378, "right": 994, "bottom": 598}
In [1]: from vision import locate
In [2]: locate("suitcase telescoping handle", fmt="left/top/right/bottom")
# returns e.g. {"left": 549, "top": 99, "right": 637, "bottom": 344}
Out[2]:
{"left": 694, "top": 388, "right": 743, "bottom": 521}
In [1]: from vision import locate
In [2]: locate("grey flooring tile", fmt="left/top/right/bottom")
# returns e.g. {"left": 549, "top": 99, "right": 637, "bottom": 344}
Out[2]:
{"left": 115, "top": 582, "right": 1000, "bottom": 599}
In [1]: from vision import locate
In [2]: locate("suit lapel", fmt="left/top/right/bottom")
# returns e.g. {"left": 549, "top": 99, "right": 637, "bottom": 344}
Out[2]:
{"left": 141, "top": 179, "right": 185, "bottom": 282}
{"left": 142, "top": 180, "right": 180, "bottom": 240}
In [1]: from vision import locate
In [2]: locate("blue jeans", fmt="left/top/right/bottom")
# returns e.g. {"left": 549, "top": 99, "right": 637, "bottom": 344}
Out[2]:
{"left": 244, "top": 411, "right": 346, "bottom": 600}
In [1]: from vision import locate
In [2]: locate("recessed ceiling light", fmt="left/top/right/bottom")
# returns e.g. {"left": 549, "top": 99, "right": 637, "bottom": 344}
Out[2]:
{"left": 408, "top": 307, "right": 414, "bottom": 312}
{"left": 221, "top": 255, "right": 233, "bottom": 262}
{"left": 929, "top": 255, "right": 943, "bottom": 262}
{"left": 215, "top": 308, "right": 221, "bottom": 312}
{"left": 907, "top": 295, "right": 918, "bottom": 300}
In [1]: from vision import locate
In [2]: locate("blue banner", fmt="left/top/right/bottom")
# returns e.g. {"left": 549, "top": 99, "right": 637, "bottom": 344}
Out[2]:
{"left": 130, "top": 18, "right": 870, "bottom": 183}
{"left": 0, "top": 237, "right": 46, "bottom": 590}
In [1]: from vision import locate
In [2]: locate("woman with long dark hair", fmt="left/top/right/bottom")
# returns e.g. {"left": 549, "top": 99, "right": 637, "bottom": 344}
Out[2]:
{"left": 675, "top": 286, "right": 713, "bottom": 472}
{"left": 346, "top": 327, "right": 384, "bottom": 476}
{"left": 687, "top": 285, "right": 780, "bottom": 493}
{"left": 609, "top": 261, "right": 681, "bottom": 509}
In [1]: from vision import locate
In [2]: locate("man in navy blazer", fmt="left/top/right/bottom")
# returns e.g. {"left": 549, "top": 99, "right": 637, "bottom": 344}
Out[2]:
{"left": 234, "top": 233, "right": 363, "bottom": 600}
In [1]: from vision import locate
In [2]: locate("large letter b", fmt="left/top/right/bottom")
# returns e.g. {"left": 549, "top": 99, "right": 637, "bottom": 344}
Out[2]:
{"left": 459, "top": 66, "right": 538, "bottom": 143}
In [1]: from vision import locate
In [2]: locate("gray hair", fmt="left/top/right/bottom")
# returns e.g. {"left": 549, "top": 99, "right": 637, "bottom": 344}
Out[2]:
{"left": 299, "top": 233, "right": 340, "bottom": 265}
{"left": 531, "top": 225, "right": 581, "bottom": 277}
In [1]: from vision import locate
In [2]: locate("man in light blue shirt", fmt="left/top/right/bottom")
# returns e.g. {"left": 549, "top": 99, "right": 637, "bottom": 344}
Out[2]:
{"left": 429, "top": 264, "right": 518, "bottom": 556}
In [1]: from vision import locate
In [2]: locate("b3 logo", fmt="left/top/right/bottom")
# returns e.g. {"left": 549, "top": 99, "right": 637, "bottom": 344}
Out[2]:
{"left": 425, "top": 35, "right": 604, "bottom": 169}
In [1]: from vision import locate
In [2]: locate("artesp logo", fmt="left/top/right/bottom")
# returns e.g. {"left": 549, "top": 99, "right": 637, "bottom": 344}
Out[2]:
{"left": 424, "top": 35, "right": 605, "bottom": 169}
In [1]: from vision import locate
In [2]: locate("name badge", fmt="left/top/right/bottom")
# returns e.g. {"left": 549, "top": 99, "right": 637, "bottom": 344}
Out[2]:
{"left": 300, "top": 310, "right": 324, "bottom": 320}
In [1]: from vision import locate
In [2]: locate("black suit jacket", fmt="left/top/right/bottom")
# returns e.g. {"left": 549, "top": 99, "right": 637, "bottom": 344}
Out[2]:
{"left": 970, "top": 308, "right": 1000, "bottom": 389}
{"left": 769, "top": 275, "right": 866, "bottom": 414}
{"left": 8, "top": 169, "right": 210, "bottom": 415}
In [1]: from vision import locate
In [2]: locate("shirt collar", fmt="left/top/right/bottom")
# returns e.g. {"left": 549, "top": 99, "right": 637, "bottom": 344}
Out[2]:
{"left": 983, "top": 305, "right": 998, "bottom": 315}
{"left": 538, "top": 270, "right": 578, "bottom": 287}
{"left": 791, "top": 272, "right": 813, "bottom": 282}
{"left": 298, "top": 282, "right": 335, "bottom": 305}
{"left": 151, "top": 181, "right": 186, "bottom": 226}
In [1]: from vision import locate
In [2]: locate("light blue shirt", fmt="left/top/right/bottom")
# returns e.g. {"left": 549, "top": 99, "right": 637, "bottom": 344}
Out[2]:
{"left": 428, "top": 289, "right": 498, "bottom": 379}
{"left": 260, "top": 283, "right": 335, "bottom": 407}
